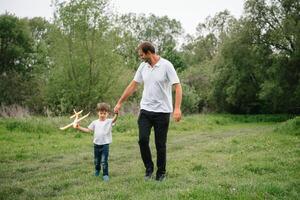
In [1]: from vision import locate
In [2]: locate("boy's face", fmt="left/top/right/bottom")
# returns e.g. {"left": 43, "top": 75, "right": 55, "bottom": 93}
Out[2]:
{"left": 98, "top": 111, "right": 108, "bottom": 120}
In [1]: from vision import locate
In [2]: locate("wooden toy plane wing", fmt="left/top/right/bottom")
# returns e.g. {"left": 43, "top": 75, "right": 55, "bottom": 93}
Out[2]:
{"left": 70, "top": 110, "right": 83, "bottom": 118}
{"left": 60, "top": 111, "right": 90, "bottom": 130}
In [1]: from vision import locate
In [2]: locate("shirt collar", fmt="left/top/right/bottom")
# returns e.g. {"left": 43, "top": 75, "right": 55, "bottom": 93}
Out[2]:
{"left": 146, "top": 57, "right": 161, "bottom": 68}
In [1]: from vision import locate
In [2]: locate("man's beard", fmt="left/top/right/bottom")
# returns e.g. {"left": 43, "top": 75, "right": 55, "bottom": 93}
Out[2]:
{"left": 144, "top": 58, "right": 151, "bottom": 64}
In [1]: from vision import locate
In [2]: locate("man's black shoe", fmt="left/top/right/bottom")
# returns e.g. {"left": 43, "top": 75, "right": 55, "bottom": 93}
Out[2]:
{"left": 144, "top": 171, "right": 153, "bottom": 181}
{"left": 155, "top": 174, "right": 166, "bottom": 181}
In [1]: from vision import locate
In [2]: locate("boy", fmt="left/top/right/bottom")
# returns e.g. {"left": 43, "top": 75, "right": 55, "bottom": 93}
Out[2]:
{"left": 74, "top": 102, "right": 118, "bottom": 181}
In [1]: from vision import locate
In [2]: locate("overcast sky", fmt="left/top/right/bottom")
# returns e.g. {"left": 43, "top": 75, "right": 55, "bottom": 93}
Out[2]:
{"left": 0, "top": 0, "right": 245, "bottom": 35}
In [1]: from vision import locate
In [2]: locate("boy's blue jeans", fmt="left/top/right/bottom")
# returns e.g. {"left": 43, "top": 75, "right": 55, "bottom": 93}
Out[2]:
{"left": 94, "top": 144, "right": 109, "bottom": 176}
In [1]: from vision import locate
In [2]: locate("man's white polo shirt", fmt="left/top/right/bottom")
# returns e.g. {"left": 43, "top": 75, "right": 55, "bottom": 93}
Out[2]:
{"left": 134, "top": 57, "right": 180, "bottom": 113}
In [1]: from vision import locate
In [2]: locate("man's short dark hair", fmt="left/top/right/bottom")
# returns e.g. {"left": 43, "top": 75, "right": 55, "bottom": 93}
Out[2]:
{"left": 96, "top": 102, "right": 110, "bottom": 112}
{"left": 138, "top": 41, "right": 156, "bottom": 54}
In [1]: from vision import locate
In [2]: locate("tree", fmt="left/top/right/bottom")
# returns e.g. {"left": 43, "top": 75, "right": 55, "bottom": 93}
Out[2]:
{"left": 180, "top": 11, "right": 237, "bottom": 112}
{"left": 0, "top": 14, "right": 33, "bottom": 74}
{"left": 114, "top": 13, "right": 185, "bottom": 70}
{"left": 245, "top": 0, "right": 300, "bottom": 113}
{"left": 46, "top": 0, "right": 131, "bottom": 114}
{"left": 116, "top": 13, "right": 183, "bottom": 52}
{"left": 210, "top": 19, "right": 268, "bottom": 113}
{"left": 0, "top": 14, "right": 34, "bottom": 106}
{"left": 208, "top": 0, "right": 300, "bottom": 113}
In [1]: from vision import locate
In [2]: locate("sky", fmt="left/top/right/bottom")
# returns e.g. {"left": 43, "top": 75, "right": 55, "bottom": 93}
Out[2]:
{"left": 0, "top": 0, "right": 245, "bottom": 35}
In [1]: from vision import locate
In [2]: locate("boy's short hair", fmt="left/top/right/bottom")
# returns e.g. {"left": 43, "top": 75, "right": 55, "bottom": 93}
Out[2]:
{"left": 96, "top": 103, "right": 110, "bottom": 112}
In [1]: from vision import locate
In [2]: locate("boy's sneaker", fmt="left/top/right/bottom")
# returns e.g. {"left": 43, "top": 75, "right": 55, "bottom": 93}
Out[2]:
{"left": 103, "top": 175, "right": 109, "bottom": 182}
{"left": 156, "top": 174, "right": 166, "bottom": 182}
{"left": 95, "top": 170, "right": 100, "bottom": 176}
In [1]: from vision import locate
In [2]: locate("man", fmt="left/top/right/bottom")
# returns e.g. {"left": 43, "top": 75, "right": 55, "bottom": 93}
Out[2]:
{"left": 114, "top": 41, "right": 182, "bottom": 181}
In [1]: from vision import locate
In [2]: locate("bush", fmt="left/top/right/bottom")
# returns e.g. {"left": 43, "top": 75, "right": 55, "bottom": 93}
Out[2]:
{"left": 181, "top": 83, "right": 201, "bottom": 114}
{"left": 1, "top": 117, "right": 57, "bottom": 134}
{"left": 274, "top": 116, "right": 300, "bottom": 136}
{"left": 0, "top": 104, "right": 30, "bottom": 118}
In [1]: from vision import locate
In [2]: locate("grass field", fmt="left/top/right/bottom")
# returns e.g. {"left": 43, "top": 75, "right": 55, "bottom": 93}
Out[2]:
{"left": 0, "top": 114, "right": 299, "bottom": 200}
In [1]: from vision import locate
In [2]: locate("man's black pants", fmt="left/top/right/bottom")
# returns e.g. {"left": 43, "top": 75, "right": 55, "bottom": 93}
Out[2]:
{"left": 137, "top": 109, "right": 170, "bottom": 176}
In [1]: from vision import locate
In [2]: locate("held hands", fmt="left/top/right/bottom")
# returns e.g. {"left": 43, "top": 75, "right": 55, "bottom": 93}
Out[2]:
{"left": 114, "top": 103, "right": 122, "bottom": 114}
{"left": 173, "top": 108, "right": 182, "bottom": 122}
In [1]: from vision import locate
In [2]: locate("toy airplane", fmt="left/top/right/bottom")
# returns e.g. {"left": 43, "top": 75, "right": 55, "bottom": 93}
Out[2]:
{"left": 60, "top": 109, "right": 90, "bottom": 130}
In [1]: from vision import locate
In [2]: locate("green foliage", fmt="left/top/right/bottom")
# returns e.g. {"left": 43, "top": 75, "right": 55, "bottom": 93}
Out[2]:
{"left": 180, "top": 83, "right": 200, "bottom": 114}
{"left": 0, "top": 117, "right": 60, "bottom": 134}
{"left": 0, "top": 14, "right": 50, "bottom": 113}
{"left": 258, "top": 54, "right": 300, "bottom": 113}
{"left": 244, "top": 0, "right": 300, "bottom": 113}
{"left": 180, "top": 1, "right": 299, "bottom": 114}
{"left": 115, "top": 13, "right": 183, "bottom": 55}
{"left": 161, "top": 46, "right": 186, "bottom": 72}
{"left": 46, "top": 0, "right": 131, "bottom": 114}
{"left": 274, "top": 116, "right": 300, "bottom": 136}
{"left": 0, "top": 71, "right": 33, "bottom": 105}
{"left": 1, "top": 0, "right": 299, "bottom": 115}
{"left": 0, "top": 14, "right": 33, "bottom": 107}
{"left": 181, "top": 59, "right": 214, "bottom": 113}
{"left": 182, "top": 33, "right": 217, "bottom": 65}
{"left": 210, "top": 19, "right": 264, "bottom": 113}
{"left": 181, "top": 11, "right": 237, "bottom": 113}
{"left": 4, "top": 120, "right": 52, "bottom": 134}
{"left": 182, "top": 10, "right": 236, "bottom": 67}
{"left": 0, "top": 14, "right": 33, "bottom": 74}
{"left": 113, "top": 114, "right": 137, "bottom": 133}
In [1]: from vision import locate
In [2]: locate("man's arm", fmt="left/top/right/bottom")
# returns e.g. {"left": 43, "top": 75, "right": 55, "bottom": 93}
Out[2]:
{"left": 114, "top": 80, "right": 139, "bottom": 113}
{"left": 173, "top": 83, "right": 182, "bottom": 122}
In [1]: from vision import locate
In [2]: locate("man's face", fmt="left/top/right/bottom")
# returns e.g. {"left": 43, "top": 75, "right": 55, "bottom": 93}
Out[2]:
{"left": 138, "top": 49, "right": 151, "bottom": 64}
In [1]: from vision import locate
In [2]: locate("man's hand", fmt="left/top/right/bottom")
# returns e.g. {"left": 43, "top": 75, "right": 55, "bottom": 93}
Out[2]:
{"left": 173, "top": 108, "right": 182, "bottom": 122}
{"left": 173, "top": 83, "right": 182, "bottom": 122}
{"left": 114, "top": 103, "right": 122, "bottom": 114}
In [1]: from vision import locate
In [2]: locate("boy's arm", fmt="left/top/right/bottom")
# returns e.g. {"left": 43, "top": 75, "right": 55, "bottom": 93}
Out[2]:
{"left": 75, "top": 124, "right": 92, "bottom": 133}
{"left": 112, "top": 113, "right": 118, "bottom": 123}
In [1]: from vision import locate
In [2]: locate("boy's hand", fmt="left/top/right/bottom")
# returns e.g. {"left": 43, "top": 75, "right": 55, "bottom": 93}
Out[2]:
{"left": 73, "top": 121, "right": 79, "bottom": 128}
{"left": 112, "top": 112, "right": 119, "bottom": 123}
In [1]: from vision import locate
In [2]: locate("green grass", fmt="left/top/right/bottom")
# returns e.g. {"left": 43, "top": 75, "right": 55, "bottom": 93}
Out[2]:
{"left": 0, "top": 114, "right": 299, "bottom": 199}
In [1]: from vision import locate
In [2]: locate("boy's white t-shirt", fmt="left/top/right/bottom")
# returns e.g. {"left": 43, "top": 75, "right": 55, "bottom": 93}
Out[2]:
{"left": 88, "top": 119, "right": 113, "bottom": 145}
